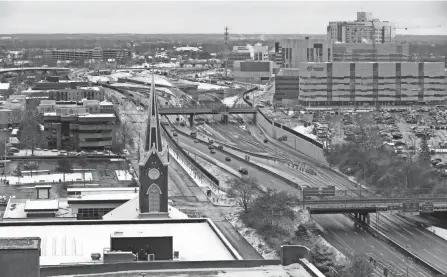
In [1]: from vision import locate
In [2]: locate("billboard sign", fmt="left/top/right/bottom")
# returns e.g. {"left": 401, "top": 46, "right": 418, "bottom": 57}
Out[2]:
{"left": 403, "top": 202, "right": 420, "bottom": 213}
{"left": 421, "top": 202, "right": 434, "bottom": 213}
{"left": 321, "top": 186, "right": 336, "bottom": 197}
{"left": 306, "top": 66, "right": 325, "bottom": 72}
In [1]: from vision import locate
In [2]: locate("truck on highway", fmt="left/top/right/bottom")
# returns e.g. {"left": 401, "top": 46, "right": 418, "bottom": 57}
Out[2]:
{"left": 191, "top": 131, "right": 197, "bottom": 138}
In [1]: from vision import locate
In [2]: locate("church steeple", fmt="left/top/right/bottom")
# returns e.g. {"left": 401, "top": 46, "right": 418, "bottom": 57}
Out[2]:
{"left": 144, "top": 75, "right": 163, "bottom": 152}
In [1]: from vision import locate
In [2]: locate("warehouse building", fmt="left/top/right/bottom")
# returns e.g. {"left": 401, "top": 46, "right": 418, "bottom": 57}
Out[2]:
{"left": 299, "top": 62, "right": 446, "bottom": 106}
{"left": 233, "top": 61, "right": 275, "bottom": 84}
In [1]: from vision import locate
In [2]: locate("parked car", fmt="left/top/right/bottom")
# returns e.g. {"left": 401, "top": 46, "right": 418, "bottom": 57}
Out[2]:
{"left": 210, "top": 150, "right": 216, "bottom": 154}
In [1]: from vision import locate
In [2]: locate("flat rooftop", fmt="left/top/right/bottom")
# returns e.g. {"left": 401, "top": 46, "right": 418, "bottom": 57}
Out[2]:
{"left": 0, "top": 219, "right": 236, "bottom": 265}
{"left": 0, "top": 237, "right": 40, "bottom": 250}
{"left": 3, "top": 199, "right": 74, "bottom": 219}
{"left": 51, "top": 264, "right": 312, "bottom": 277}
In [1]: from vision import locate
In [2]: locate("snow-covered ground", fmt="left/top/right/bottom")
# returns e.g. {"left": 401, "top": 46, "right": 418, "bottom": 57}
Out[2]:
{"left": 3, "top": 172, "right": 93, "bottom": 185}
{"left": 427, "top": 226, "right": 447, "bottom": 241}
{"left": 128, "top": 74, "right": 173, "bottom": 87}
{"left": 223, "top": 95, "right": 239, "bottom": 107}
{"left": 168, "top": 205, "right": 189, "bottom": 219}
{"left": 293, "top": 125, "right": 318, "bottom": 140}
{"left": 225, "top": 212, "right": 279, "bottom": 259}
{"left": 114, "top": 170, "right": 133, "bottom": 181}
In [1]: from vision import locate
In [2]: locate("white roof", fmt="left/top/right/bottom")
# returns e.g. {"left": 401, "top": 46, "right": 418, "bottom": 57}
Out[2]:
{"left": 0, "top": 220, "right": 236, "bottom": 265}
{"left": 78, "top": 113, "right": 115, "bottom": 118}
{"left": 0, "top": 83, "right": 10, "bottom": 90}
{"left": 24, "top": 199, "right": 59, "bottom": 211}
{"left": 68, "top": 193, "right": 138, "bottom": 202}
{"left": 99, "top": 100, "right": 113, "bottom": 106}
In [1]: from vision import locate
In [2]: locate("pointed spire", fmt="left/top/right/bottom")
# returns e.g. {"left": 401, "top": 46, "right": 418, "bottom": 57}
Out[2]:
{"left": 144, "top": 75, "right": 163, "bottom": 152}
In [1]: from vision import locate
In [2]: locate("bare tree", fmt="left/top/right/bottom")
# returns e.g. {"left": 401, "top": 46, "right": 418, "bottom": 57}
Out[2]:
{"left": 116, "top": 119, "right": 134, "bottom": 149}
{"left": 227, "top": 177, "right": 259, "bottom": 213}
{"left": 19, "top": 109, "right": 43, "bottom": 155}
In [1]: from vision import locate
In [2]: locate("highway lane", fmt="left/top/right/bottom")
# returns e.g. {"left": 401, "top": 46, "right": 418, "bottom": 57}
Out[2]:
{"left": 313, "top": 214, "right": 433, "bottom": 277}
{"left": 170, "top": 129, "right": 300, "bottom": 196}
{"left": 377, "top": 213, "right": 447, "bottom": 273}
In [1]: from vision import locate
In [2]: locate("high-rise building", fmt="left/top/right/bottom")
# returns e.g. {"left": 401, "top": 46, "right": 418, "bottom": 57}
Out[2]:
{"left": 280, "top": 37, "right": 333, "bottom": 68}
{"left": 299, "top": 61, "right": 446, "bottom": 106}
{"left": 327, "top": 12, "right": 395, "bottom": 44}
{"left": 274, "top": 68, "right": 300, "bottom": 105}
{"left": 332, "top": 43, "right": 410, "bottom": 62}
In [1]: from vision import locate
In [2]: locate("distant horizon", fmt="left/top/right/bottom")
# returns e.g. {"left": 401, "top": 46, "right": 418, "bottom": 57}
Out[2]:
{"left": 0, "top": 33, "right": 445, "bottom": 36}
{"left": 1, "top": 1, "right": 446, "bottom": 35}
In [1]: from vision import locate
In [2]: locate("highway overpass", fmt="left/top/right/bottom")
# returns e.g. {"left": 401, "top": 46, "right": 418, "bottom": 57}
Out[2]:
{"left": 159, "top": 106, "right": 257, "bottom": 115}
{"left": 305, "top": 197, "right": 446, "bottom": 214}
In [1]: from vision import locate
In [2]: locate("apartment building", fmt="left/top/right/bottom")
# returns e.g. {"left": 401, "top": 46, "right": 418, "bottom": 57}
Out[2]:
{"left": 280, "top": 37, "right": 333, "bottom": 68}
{"left": 327, "top": 12, "right": 395, "bottom": 44}
{"left": 43, "top": 108, "right": 116, "bottom": 151}
{"left": 274, "top": 68, "right": 300, "bottom": 105}
{"left": 333, "top": 43, "right": 410, "bottom": 62}
{"left": 299, "top": 62, "right": 446, "bottom": 106}
{"left": 43, "top": 47, "right": 131, "bottom": 61}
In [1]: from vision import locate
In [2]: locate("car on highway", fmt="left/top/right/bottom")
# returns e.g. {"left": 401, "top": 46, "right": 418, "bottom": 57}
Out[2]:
{"left": 210, "top": 150, "right": 216, "bottom": 154}
{"left": 173, "top": 132, "right": 178, "bottom": 137}
{"left": 194, "top": 139, "right": 200, "bottom": 143}
{"left": 264, "top": 139, "right": 268, "bottom": 143}
{"left": 225, "top": 157, "right": 231, "bottom": 161}
{"left": 238, "top": 167, "right": 248, "bottom": 175}
{"left": 208, "top": 145, "right": 214, "bottom": 150}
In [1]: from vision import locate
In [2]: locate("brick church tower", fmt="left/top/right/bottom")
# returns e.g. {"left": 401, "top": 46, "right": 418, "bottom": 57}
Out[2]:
{"left": 138, "top": 75, "right": 169, "bottom": 216}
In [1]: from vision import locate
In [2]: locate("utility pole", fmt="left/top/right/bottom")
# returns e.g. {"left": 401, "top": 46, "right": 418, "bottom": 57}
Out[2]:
{"left": 224, "top": 27, "right": 229, "bottom": 79}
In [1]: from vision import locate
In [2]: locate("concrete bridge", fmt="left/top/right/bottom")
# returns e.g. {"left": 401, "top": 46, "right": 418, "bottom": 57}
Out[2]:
{"left": 305, "top": 197, "right": 445, "bottom": 224}
{"left": 159, "top": 106, "right": 257, "bottom": 125}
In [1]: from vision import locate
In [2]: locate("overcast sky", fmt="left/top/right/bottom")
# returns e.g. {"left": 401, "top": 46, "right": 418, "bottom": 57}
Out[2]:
{"left": 0, "top": 0, "right": 446, "bottom": 35}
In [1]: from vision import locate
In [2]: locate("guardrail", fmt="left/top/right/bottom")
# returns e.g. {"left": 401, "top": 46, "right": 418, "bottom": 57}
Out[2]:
{"left": 161, "top": 121, "right": 220, "bottom": 187}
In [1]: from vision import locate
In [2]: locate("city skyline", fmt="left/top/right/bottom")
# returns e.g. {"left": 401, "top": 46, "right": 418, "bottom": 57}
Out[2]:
{"left": 0, "top": 1, "right": 446, "bottom": 35}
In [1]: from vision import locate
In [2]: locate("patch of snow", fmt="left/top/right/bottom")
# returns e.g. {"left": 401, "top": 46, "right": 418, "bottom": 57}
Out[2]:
{"left": 197, "top": 82, "right": 226, "bottom": 90}
{"left": 114, "top": 170, "right": 133, "bottom": 181}
{"left": 168, "top": 206, "right": 189, "bottom": 219}
{"left": 293, "top": 125, "right": 317, "bottom": 140}
{"left": 225, "top": 212, "right": 278, "bottom": 259}
{"left": 223, "top": 96, "right": 239, "bottom": 107}
{"left": 316, "top": 236, "right": 349, "bottom": 267}
{"left": 3, "top": 172, "right": 93, "bottom": 185}
{"left": 427, "top": 226, "right": 447, "bottom": 241}
{"left": 128, "top": 74, "right": 173, "bottom": 87}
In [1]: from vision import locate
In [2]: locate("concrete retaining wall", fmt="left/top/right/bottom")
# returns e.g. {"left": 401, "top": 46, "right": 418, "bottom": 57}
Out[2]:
{"left": 256, "top": 111, "right": 326, "bottom": 163}
{"left": 40, "top": 260, "right": 280, "bottom": 276}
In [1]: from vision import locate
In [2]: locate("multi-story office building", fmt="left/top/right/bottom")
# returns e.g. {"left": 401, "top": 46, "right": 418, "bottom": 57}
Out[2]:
{"left": 43, "top": 47, "right": 131, "bottom": 61}
{"left": 280, "top": 37, "right": 333, "bottom": 68}
{"left": 28, "top": 86, "right": 104, "bottom": 101}
{"left": 274, "top": 68, "right": 300, "bottom": 105}
{"left": 299, "top": 62, "right": 446, "bottom": 106}
{"left": 327, "top": 12, "right": 395, "bottom": 44}
{"left": 233, "top": 61, "right": 275, "bottom": 84}
{"left": 332, "top": 43, "right": 410, "bottom": 62}
{"left": 38, "top": 99, "right": 114, "bottom": 115}
{"left": 43, "top": 109, "right": 116, "bottom": 150}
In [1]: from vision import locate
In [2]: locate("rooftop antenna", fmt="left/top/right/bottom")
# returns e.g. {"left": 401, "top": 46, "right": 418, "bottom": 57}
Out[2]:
{"left": 224, "top": 27, "right": 229, "bottom": 78}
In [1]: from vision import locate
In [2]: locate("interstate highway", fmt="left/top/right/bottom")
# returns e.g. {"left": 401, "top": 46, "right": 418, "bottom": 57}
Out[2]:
{"left": 171, "top": 129, "right": 300, "bottom": 196}
{"left": 169, "top": 127, "right": 435, "bottom": 276}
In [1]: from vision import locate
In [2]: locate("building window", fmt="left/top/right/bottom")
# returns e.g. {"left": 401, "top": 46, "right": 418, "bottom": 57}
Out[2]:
{"left": 148, "top": 184, "right": 161, "bottom": 212}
